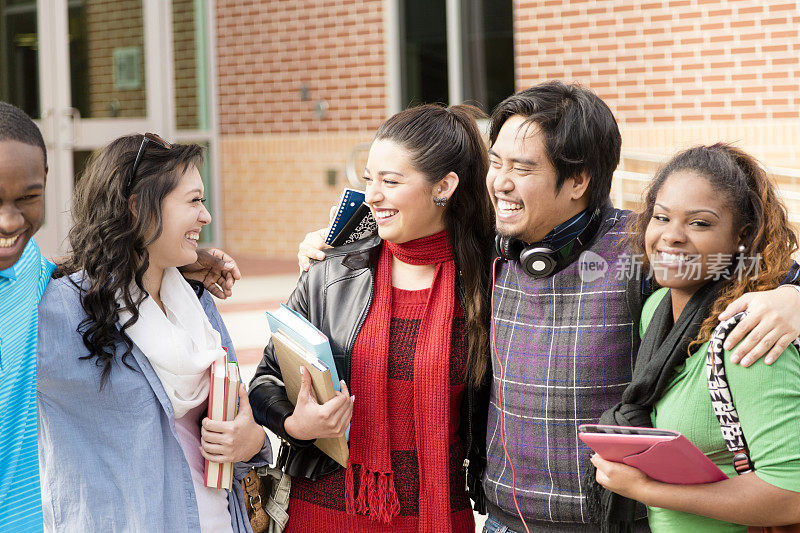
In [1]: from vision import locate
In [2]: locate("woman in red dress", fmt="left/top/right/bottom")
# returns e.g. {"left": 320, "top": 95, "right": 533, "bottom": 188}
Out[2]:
{"left": 249, "top": 104, "right": 493, "bottom": 532}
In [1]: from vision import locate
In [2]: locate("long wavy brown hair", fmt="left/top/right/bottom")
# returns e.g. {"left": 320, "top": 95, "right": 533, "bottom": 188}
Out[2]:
{"left": 629, "top": 143, "right": 798, "bottom": 350}
{"left": 376, "top": 104, "right": 494, "bottom": 387}
{"left": 57, "top": 134, "right": 203, "bottom": 387}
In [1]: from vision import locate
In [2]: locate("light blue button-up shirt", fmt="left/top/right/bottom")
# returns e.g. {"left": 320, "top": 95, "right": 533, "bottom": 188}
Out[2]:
{"left": 37, "top": 273, "right": 271, "bottom": 532}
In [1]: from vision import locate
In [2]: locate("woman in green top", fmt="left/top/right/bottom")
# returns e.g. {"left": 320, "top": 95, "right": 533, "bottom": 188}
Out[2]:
{"left": 591, "top": 144, "right": 800, "bottom": 532}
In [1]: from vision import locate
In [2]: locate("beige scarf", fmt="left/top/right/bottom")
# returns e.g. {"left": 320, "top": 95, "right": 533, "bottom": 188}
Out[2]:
{"left": 118, "top": 267, "right": 225, "bottom": 418}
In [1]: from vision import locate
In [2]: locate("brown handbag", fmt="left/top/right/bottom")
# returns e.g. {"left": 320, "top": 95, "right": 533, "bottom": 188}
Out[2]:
{"left": 242, "top": 469, "right": 271, "bottom": 533}
{"left": 708, "top": 316, "right": 800, "bottom": 533}
{"left": 241, "top": 442, "right": 291, "bottom": 533}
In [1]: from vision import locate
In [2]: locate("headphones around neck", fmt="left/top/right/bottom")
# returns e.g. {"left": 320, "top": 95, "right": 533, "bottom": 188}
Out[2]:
{"left": 494, "top": 208, "right": 603, "bottom": 278}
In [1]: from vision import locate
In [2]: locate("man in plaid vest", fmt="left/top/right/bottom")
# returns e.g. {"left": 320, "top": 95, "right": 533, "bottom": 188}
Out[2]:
{"left": 479, "top": 82, "right": 800, "bottom": 532}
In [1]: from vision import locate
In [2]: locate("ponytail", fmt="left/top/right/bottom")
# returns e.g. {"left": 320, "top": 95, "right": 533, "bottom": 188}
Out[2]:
{"left": 376, "top": 104, "right": 494, "bottom": 386}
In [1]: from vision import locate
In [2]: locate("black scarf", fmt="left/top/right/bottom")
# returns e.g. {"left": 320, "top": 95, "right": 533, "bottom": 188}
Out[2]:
{"left": 584, "top": 280, "right": 723, "bottom": 532}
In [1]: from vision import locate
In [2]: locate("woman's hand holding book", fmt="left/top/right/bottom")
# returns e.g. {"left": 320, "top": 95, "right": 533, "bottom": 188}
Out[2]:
{"left": 284, "top": 366, "right": 354, "bottom": 440}
{"left": 200, "top": 383, "right": 267, "bottom": 463}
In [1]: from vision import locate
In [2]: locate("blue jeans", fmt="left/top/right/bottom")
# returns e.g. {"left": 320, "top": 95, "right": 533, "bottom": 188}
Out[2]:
{"left": 482, "top": 513, "right": 519, "bottom": 533}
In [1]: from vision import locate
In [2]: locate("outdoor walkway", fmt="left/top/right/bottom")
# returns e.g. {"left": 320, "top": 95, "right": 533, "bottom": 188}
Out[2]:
{"left": 216, "top": 255, "right": 298, "bottom": 471}
{"left": 216, "top": 255, "right": 299, "bottom": 382}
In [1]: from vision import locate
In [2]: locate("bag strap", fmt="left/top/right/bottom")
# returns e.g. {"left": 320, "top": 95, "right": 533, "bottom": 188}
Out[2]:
{"left": 275, "top": 439, "right": 291, "bottom": 469}
{"left": 705, "top": 311, "right": 755, "bottom": 475}
{"left": 242, "top": 469, "right": 261, "bottom": 497}
{"left": 255, "top": 439, "right": 292, "bottom": 478}
{"left": 241, "top": 469, "right": 266, "bottom": 517}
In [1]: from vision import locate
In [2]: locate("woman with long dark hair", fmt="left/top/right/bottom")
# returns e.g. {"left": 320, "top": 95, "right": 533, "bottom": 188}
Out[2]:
{"left": 249, "top": 104, "right": 494, "bottom": 532}
{"left": 37, "top": 134, "right": 271, "bottom": 531}
{"left": 591, "top": 144, "right": 800, "bottom": 531}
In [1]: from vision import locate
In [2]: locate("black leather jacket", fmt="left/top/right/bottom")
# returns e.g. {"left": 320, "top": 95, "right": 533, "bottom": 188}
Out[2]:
{"left": 248, "top": 236, "right": 489, "bottom": 510}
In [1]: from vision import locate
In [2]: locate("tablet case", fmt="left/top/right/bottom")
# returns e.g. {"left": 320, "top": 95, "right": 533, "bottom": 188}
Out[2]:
{"left": 578, "top": 424, "right": 728, "bottom": 484}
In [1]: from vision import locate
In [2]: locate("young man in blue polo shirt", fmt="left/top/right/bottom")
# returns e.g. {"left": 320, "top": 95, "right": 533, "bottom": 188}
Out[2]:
{"left": 0, "top": 102, "right": 54, "bottom": 532}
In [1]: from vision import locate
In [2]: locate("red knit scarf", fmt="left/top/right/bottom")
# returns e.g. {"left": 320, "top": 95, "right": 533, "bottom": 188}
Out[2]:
{"left": 345, "top": 230, "right": 455, "bottom": 532}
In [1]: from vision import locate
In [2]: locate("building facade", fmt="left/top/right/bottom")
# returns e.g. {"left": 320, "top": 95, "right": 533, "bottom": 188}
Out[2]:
{"left": 2, "top": 0, "right": 798, "bottom": 259}
{"left": 217, "top": 0, "right": 800, "bottom": 259}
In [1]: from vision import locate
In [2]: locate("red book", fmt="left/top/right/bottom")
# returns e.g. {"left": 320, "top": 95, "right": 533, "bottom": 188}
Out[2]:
{"left": 204, "top": 349, "right": 240, "bottom": 490}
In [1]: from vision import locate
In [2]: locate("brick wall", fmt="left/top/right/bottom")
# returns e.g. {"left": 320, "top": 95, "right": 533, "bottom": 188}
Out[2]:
{"left": 514, "top": 0, "right": 800, "bottom": 220}
{"left": 216, "top": 0, "right": 386, "bottom": 135}
{"left": 86, "top": 0, "right": 146, "bottom": 118}
{"left": 219, "top": 133, "right": 373, "bottom": 257}
{"left": 215, "top": 0, "right": 387, "bottom": 258}
{"left": 514, "top": 0, "right": 800, "bottom": 124}
{"left": 214, "top": 0, "right": 800, "bottom": 259}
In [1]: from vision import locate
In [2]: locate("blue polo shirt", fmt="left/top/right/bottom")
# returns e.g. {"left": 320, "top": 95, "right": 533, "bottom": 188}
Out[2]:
{"left": 0, "top": 239, "right": 54, "bottom": 532}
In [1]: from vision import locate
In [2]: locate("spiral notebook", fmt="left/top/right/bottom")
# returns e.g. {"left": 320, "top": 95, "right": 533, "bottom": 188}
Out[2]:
{"left": 325, "top": 188, "right": 377, "bottom": 246}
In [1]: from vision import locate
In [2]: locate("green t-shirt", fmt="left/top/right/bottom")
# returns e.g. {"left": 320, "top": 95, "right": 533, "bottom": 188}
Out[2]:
{"left": 641, "top": 288, "right": 800, "bottom": 533}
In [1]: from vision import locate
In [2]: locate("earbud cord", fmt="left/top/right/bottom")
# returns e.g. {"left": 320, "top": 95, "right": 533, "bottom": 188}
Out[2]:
{"left": 491, "top": 257, "right": 531, "bottom": 533}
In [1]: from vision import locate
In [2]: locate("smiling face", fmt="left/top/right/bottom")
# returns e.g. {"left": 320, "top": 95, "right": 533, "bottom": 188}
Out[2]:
{"left": 145, "top": 164, "right": 211, "bottom": 271}
{"left": 363, "top": 139, "right": 450, "bottom": 244}
{"left": 0, "top": 140, "right": 47, "bottom": 271}
{"left": 487, "top": 115, "right": 589, "bottom": 244}
{"left": 645, "top": 170, "right": 741, "bottom": 298}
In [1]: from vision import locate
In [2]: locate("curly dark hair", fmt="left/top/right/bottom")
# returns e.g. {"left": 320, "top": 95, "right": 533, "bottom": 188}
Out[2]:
{"left": 57, "top": 134, "right": 203, "bottom": 387}
{"left": 376, "top": 104, "right": 494, "bottom": 387}
{"left": 629, "top": 143, "right": 798, "bottom": 350}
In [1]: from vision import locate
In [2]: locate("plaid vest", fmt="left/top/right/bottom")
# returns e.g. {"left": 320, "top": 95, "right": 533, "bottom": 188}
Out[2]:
{"left": 483, "top": 206, "right": 639, "bottom": 525}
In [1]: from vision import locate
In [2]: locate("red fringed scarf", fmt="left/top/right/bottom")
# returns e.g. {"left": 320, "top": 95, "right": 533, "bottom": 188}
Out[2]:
{"left": 345, "top": 230, "right": 455, "bottom": 532}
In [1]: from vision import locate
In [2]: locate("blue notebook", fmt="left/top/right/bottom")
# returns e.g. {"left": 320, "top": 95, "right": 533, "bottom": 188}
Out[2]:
{"left": 266, "top": 305, "right": 340, "bottom": 391}
{"left": 325, "top": 188, "right": 367, "bottom": 245}
{"left": 267, "top": 305, "right": 350, "bottom": 440}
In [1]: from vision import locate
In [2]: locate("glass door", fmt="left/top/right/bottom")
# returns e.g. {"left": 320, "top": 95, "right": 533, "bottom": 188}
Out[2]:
{"left": 1, "top": 0, "right": 171, "bottom": 256}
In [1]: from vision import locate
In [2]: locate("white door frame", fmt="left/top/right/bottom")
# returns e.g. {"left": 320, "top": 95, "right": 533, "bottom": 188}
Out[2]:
{"left": 35, "top": 0, "right": 174, "bottom": 257}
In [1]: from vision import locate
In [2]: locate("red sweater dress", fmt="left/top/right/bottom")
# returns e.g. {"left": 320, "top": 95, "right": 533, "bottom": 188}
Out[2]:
{"left": 284, "top": 286, "right": 475, "bottom": 532}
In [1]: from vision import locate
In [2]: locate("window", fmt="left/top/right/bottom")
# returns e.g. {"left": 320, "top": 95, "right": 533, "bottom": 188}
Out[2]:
{"left": 400, "top": 0, "right": 448, "bottom": 106}
{"left": 398, "top": 0, "right": 514, "bottom": 114}
{"left": 461, "top": 0, "right": 514, "bottom": 113}
{"left": 1, "top": 0, "right": 39, "bottom": 118}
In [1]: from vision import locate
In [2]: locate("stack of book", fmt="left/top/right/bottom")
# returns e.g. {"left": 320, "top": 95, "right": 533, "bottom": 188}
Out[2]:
{"left": 267, "top": 305, "right": 349, "bottom": 467}
{"left": 204, "top": 350, "right": 240, "bottom": 490}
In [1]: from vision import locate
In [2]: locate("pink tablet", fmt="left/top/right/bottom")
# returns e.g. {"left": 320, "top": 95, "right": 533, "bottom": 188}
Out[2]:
{"left": 579, "top": 424, "right": 728, "bottom": 484}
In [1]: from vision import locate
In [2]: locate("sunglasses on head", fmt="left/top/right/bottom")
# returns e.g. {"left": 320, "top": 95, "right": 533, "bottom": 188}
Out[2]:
{"left": 126, "top": 132, "right": 172, "bottom": 194}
